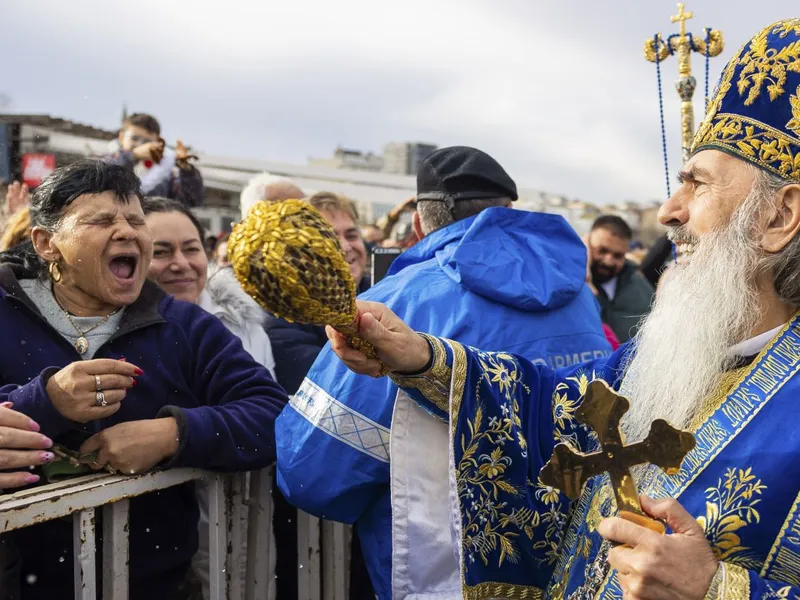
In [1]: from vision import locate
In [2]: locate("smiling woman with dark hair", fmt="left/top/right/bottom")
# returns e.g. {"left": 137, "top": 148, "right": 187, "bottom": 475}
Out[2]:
{"left": 0, "top": 160, "right": 288, "bottom": 600}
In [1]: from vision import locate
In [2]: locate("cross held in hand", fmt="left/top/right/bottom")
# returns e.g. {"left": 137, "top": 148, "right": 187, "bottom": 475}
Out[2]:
{"left": 540, "top": 380, "right": 696, "bottom": 517}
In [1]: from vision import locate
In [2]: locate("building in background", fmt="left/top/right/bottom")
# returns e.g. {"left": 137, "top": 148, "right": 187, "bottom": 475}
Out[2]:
{"left": 308, "top": 147, "right": 384, "bottom": 172}
{"left": 0, "top": 114, "right": 664, "bottom": 243}
{"left": 310, "top": 141, "right": 438, "bottom": 176}
{"left": 381, "top": 141, "right": 438, "bottom": 175}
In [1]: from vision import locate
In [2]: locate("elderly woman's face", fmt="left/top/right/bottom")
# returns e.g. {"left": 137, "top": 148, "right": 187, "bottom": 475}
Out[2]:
{"left": 145, "top": 211, "right": 208, "bottom": 303}
{"left": 47, "top": 191, "right": 152, "bottom": 307}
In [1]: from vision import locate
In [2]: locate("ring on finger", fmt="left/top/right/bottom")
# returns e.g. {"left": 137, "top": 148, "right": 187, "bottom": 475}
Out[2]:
{"left": 95, "top": 391, "right": 107, "bottom": 407}
{"left": 95, "top": 375, "right": 102, "bottom": 393}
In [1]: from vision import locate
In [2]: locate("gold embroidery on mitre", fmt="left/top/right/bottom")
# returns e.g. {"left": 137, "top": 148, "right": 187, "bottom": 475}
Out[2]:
{"left": 788, "top": 86, "right": 800, "bottom": 136}
{"left": 692, "top": 20, "right": 800, "bottom": 182}
{"left": 693, "top": 113, "right": 800, "bottom": 181}
{"left": 736, "top": 19, "right": 800, "bottom": 106}
{"left": 772, "top": 19, "right": 800, "bottom": 39}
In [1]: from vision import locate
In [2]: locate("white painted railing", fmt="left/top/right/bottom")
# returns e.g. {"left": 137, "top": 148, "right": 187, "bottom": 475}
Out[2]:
{"left": 0, "top": 467, "right": 350, "bottom": 600}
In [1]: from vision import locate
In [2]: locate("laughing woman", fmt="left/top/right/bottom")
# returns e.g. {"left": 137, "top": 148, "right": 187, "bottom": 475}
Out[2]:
{"left": 0, "top": 160, "right": 288, "bottom": 600}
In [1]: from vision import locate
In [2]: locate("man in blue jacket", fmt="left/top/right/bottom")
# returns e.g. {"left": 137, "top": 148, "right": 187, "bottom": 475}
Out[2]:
{"left": 276, "top": 146, "right": 611, "bottom": 599}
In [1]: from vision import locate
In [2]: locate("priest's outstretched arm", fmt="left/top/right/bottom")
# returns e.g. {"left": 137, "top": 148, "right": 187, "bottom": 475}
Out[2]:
{"left": 329, "top": 301, "right": 619, "bottom": 592}
{"left": 328, "top": 301, "right": 800, "bottom": 599}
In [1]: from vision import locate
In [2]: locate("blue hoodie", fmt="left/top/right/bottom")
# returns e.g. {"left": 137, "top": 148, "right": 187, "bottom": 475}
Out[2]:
{"left": 0, "top": 264, "right": 287, "bottom": 600}
{"left": 276, "top": 207, "right": 611, "bottom": 599}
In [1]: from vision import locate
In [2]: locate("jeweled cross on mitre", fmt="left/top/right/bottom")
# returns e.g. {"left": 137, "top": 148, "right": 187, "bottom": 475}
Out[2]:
{"left": 540, "top": 380, "right": 696, "bottom": 519}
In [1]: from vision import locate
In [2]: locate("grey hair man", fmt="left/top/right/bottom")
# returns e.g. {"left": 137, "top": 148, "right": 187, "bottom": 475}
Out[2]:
{"left": 239, "top": 173, "right": 304, "bottom": 218}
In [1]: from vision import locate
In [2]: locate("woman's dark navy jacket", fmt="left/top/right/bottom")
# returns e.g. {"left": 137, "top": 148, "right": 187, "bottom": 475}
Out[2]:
{"left": 0, "top": 262, "right": 288, "bottom": 600}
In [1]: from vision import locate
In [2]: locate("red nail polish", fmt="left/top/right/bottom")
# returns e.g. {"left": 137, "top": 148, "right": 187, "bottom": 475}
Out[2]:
{"left": 134, "top": 368, "right": 144, "bottom": 376}
{"left": 24, "top": 474, "right": 39, "bottom": 484}
{"left": 131, "top": 378, "right": 138, "bottom": 387}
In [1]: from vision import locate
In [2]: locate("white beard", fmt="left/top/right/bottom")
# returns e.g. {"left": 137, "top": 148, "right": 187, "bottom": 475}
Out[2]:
{"left": 619, "top": 198, "right": 763, "bottom": 443}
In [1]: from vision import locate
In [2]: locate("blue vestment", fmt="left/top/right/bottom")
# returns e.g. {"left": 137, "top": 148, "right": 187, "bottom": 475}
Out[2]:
{"left": 395, "top": 314, "right": 800, "bottom": 598}
{"left": 276, "top": 207, "right": 611, "bottom": 598}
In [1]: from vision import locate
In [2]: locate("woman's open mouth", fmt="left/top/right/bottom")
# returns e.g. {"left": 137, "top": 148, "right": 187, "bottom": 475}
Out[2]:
{"left": 108, "top": 254, "right": 138, "bottom": 284}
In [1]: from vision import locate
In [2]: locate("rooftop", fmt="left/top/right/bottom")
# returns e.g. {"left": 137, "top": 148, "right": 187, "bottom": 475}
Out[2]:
{"left": 0, "top": 113, "right": 117, "bottom": 141}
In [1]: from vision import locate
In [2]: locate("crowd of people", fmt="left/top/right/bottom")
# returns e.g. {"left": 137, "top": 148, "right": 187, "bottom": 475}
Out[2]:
{"left": 0, "top": 114, "right": 684, "bottom": 600}
{"left": 0, "top": 16, "right": 799, "bottom": 600}
{"left": 0, "top": 120, "right": 656, "bottom": 600}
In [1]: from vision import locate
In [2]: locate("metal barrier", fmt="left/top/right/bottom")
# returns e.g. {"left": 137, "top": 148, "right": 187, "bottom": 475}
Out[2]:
{"left": 0, "top": 468, "right": 350, "bottom": 600}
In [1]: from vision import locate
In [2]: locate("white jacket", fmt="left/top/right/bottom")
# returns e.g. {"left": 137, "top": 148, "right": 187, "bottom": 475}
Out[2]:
{"left": 193, "top": 265, "right": 276, "bottom": 599}
{"left": 198, "top": 266, "right": 276, "bottom": 377}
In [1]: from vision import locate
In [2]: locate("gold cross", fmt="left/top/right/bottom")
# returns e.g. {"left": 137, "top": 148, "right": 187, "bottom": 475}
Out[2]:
{"left": 540, "top": 380, "right": 695, "bottom": 522}
{"left": 670, "top": 3, "right": 694, "bottom": 40}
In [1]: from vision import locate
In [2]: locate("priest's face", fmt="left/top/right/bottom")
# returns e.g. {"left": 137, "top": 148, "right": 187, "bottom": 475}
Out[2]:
{"left": 620, "top": 150, "right": 765, "bottom": 443}
{"left": 658, "top": 151, "right": 757, "bottom": 263}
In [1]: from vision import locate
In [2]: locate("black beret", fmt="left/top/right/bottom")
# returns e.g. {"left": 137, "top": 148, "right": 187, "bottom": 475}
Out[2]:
{"left": 416, "top": 146, "right": 517, "bottom": 203}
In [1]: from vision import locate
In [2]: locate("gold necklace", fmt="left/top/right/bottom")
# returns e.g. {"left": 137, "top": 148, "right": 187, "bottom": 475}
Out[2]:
{"left": 51, "top": 288, "right": 121, "bottom": 355}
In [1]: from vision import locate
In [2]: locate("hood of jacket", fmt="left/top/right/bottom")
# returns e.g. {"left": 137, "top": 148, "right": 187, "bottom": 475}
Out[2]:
{"left": 388, "top": 207, "right": 587, "bottom": 312}
{"left": 200, "top": 266, "right": 266, "bottom": 330}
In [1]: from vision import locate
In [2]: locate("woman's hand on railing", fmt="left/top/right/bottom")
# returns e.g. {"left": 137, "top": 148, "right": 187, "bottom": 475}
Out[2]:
{"left": 79, "top": 417, "right": 179, "bottom": 475}
{"left": 45, "top": 359, "right": 142, "bottom": 423}
{"left": 0, "top": 402, "right": 54, "bottom": 488}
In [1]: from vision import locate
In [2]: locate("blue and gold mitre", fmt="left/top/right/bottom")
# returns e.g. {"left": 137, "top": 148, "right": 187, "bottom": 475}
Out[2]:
{"left": 692, "top": 18, "right": 800, "bottom": 181}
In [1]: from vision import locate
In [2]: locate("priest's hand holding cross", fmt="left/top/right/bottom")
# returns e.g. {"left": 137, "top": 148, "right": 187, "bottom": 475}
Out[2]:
{"left": 539, "top": 380, "right": 718, "bottom": 598}
{"left": 598, "top": 495, "right": 719, "bottom": 599}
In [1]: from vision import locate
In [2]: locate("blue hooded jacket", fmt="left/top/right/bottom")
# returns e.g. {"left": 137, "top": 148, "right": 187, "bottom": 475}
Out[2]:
{"left": 276, "top": 207, "right": 611, "bottom": 599}
{"left": 0, "top": 264, "right": 287, "bottom": 600}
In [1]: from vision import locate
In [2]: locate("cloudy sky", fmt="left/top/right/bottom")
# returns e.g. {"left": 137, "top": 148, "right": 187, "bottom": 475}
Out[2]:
{"left": 2, "top": 0, "right": 795, "bottom": 203}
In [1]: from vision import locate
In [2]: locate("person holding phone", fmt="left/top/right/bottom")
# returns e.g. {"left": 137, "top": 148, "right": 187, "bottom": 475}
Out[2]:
{"left": 276, "top": 146, "right": 611, "bottom": 599}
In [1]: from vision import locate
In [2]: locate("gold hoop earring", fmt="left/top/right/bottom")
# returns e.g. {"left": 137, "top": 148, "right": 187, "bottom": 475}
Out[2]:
{"left": 48, "top": 261, "right": 62, "bottom": 283}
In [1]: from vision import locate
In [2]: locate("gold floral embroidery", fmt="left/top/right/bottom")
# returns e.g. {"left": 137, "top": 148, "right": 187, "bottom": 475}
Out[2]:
{"left": 456, "top": 350, "right": 572, "bottom": 572}
{"left": 693, "top": 20, "right": 800, "bottom": 183}
{"left": 694, "top": 41, "right": 740, "bottom": 148}
{"left": 770, "top": 585, "right": 797, "bottom": 599}
{"left": 788, "top": 86, "right": 800, "bottom": 136}
{"left": 697, "top": 467, "right": 766, "bottom": 569}
{"left": 695, "top": 113, "right": 800, "bottom": 181}
{"left": 552, "top": 385, "right": 579, "bottom": 434}
{"left": 552, "top": 370, "right": 602, "bottom": 450}
{"left": 737, "top": 21, "right": 800, "bottom": 105}
{"left": 773, "top": 19, "right": 800, "bottom": 39}
{"left": 457, "top": 352, "right": 533, "bottom": 568}
{"left": 389, "top": 333, "right": 451, "bottom": 413}
{"left": 585, "top": 479, "right": 614, "bottom": 535}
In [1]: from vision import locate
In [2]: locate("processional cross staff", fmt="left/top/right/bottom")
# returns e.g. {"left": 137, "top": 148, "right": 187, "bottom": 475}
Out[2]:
{"left": 540, "top": 381, "right": 696, "bottom": 531}
{"left": 644, "top": 3, "right": 724, "bottom": 164}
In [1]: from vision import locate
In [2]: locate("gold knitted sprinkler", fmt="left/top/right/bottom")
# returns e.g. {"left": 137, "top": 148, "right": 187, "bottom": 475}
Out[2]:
{"left": 229, "top": 199, "right": 388, "bottom": 375}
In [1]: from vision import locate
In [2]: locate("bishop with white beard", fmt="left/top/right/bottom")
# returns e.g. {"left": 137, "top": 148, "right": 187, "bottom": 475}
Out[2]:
{"left": 325, "top": 18, "right": 800, "bottom": 600}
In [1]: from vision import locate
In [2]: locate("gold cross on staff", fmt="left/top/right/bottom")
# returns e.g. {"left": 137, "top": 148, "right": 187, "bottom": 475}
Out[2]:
{"left": 540, "top": 381, "right": 696, "bottom": 529}
{"left": 671, "top": 2, "right": 694, "bottom": 39}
